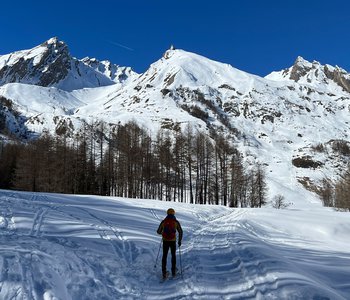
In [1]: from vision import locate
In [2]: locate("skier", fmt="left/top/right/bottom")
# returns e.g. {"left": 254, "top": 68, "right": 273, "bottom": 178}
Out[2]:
{"left": 157, "top": 208, "right": 183, "bottom": 279}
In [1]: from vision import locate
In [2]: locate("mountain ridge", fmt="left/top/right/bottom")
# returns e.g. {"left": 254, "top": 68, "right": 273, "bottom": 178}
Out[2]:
{"left": 265, "top": 55, "right": 350, "bottom": 93}
{"left": 0, "top": 37, "right": 137, "bottom": 91}
{"left": 1, "top": 38, "right": 350, "bottom": 207}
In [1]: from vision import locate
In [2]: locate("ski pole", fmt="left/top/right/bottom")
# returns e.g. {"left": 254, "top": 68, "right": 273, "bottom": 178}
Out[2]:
{"left": 179, "top": 244, "right": 183, "bottom": 277}
{"left": 154, "top": 239, "right": 162, "bottom": 268}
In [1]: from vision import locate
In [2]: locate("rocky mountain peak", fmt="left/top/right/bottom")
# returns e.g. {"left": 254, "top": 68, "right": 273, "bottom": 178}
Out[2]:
{"left": 267, "top": 56, "right": 350, "bottom": 93}
{"left": 0, "top": 37, "right": 71, "bottom": 87}
{"left": 294, "top": 56, "right": 312, "bottom": 67}
{"left": 0, "top": 38, "right": 137, "bottom": 91}
{"left": 290, "top": 57, "right": 350, "bottom": 92}
{"left": 45, "top": 36, "right": 60, "bottom": 45}
{"left": 323, "top": 64, "right": 350, "bottom": 93}
{"left": 41, "top": 37, "right": 69, "bottom": 55}
{"left": 289, "top": 57, "right": 314, "bottom": 81}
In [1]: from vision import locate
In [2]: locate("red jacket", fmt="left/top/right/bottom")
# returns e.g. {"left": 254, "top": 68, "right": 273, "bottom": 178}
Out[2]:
{"left": 157, "top": 215, "right": 183, "bottom": 242}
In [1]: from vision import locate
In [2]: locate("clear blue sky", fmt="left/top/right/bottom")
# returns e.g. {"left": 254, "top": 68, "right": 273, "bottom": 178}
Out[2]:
{"left": 0, "top": 0, "right": 349, "bottom": 76}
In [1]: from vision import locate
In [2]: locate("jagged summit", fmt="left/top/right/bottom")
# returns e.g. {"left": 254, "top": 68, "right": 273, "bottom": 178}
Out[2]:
{"left": 0, "top": 38, "right": 136, "bottom": 91}
{"left": 81, "top": 56, "right": 135, "bottom": 83}
{"left": 293, "top": 56, "right": 323, "bottom": 67}
{"left": 294, "top": 56, "right": 312, "bottom": 66}
{"left": 266, "top": 55, "right": 350, "bottom": 93}
{"left": 45, "top": 36, "right": 60, "bottom": 45}
{"left": 0, "top": 37, "right": 71, "bottom": 88}
{"left": 290, "top": 56, "right": 316, "bottom": 82}
{"left": 38, "top": 37, "right": 67, "bottom": 50}
{"left": 41, "top": 37, "right": 69, "bottom": 54}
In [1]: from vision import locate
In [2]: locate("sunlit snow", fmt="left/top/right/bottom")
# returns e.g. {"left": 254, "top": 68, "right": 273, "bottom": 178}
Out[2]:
{"left": 0, "top": 189, "right": 349, "bottom": 299}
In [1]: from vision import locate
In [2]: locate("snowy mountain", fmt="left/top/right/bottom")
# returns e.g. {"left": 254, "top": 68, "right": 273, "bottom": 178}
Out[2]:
{"left": 1, "top": 39, "right": 350, "bottom": 206}
{"left": 0, "top": 37, "right": 136, "bottom": 91}
{"left": 0, "top": 189, "right": 349, "bottom": 299}
{"left": 266, "top": 56, "right": 350, "bottom": 94}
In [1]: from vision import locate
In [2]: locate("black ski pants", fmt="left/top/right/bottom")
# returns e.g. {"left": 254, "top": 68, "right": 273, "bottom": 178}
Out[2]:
{"left": 162, "top": 240, "right": 176, "bottom": 275}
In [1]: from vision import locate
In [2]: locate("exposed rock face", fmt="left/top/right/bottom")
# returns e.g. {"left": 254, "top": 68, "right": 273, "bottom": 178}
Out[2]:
{"left": 0, "top": 37, "right": 70, "bottom": 87}
{"left": 324, "top": 65, "right": 350, "bottom": 93}
{"left": 274, "top": 56, "right": 350, "bottom": 93}
{"left": 37, "top": 38, "right": 71, "bottom": 86}
{"left": 289, "top": 57, "right": 313, "bottom": 82}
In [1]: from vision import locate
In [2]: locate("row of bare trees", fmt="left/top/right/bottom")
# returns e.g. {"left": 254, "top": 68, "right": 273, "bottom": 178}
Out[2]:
{"left": 0, "top": 122, "right": 267, "bottom": 207}
{"left": 320, "top": 167, "right": 350, "bottom": 211}
{"left": 311, "top": 139, "right": 350, "bottom": 211}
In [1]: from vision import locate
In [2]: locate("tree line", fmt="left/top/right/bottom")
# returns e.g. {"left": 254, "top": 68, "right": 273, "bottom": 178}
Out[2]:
{"left": 314, "top": 140, "right": 350, "bottom": 211}
{"left": 319, "top": 167, "right": 350, "bottom": 211}
{"left": 0, "top": 121, "right": 267, "bottom": 207}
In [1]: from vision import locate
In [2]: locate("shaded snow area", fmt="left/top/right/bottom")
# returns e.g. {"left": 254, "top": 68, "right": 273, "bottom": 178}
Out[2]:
{"left": 0, "top": 190, "right": 349, "bottom": 299}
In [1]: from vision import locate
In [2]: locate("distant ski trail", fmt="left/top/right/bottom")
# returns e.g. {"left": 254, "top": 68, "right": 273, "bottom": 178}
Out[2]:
{"left": 30, "top": 207, "right": 49, "bottom": 237}
{"left": 150, "top": 209, "right": 160, "bottom": 220}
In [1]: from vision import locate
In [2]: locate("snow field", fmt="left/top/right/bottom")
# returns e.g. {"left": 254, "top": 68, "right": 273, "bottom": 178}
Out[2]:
{"left": 0, "top": 190, "right": 349, "bottom": 299}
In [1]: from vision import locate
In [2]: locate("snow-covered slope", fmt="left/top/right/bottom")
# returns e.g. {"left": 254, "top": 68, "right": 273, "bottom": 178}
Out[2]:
{"left": 0, "top": 83, "right": 86, "bottom": 136}
{"left": 0, "top": 189, "right": 349, "bottom": 299}
{"left": 74, "top": 49, "right": 350, "bottom": 205}
{"left": 1, "top": 41, "right": 350, "bottom": 207}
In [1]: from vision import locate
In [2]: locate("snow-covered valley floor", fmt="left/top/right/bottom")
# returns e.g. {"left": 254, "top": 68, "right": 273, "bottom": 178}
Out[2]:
{"left": 0, "top": 189, "right": 349, "bottom": 299}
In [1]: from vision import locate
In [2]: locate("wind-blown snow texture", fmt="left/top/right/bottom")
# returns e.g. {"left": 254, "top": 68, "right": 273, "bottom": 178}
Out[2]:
{"left": 0, "top": 189, "right": 349, "bottom": 299}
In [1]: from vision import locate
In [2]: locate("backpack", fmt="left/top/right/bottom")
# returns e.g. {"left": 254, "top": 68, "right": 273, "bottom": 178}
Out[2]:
{"left": 162, "top": 217, "right": 176, "bottom": 240}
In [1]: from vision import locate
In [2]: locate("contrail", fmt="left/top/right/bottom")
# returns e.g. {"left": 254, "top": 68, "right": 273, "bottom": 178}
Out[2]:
{"left": 107, "top": 40, "right": 134, "bottom": 51}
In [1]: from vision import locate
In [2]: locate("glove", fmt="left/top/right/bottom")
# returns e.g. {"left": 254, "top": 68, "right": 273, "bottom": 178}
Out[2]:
{"left": 178, "top": 241, "right": 182, "bottom": 247}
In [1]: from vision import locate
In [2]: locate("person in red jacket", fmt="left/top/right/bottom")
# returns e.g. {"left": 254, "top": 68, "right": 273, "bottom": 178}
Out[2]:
{"left": 157, "top": 208, "right": 183, "bottom": 278}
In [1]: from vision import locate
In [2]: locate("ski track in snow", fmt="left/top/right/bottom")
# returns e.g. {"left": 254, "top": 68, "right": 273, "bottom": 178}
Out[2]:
{"left": 0, "top": 190, "right": 349, "bottom": 299}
